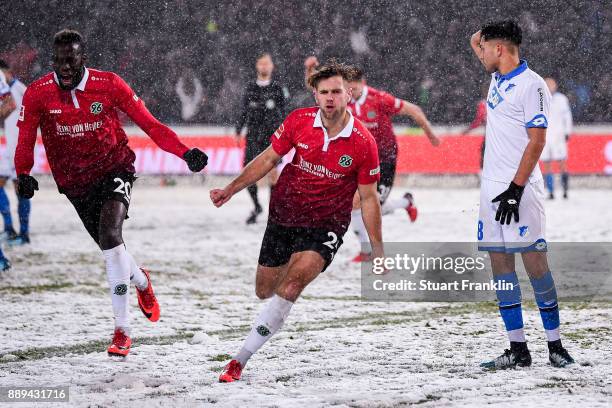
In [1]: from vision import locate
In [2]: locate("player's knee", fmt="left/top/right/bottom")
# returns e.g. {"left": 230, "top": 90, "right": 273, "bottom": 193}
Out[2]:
{"left": 98, "top": 227, "right": 123, "bottom": 250}
{"left": 0, "top": 178, "right": 7, "bottom": 187}
{"left": 276, "top": 279, "right": 304, "bottom": 302}
{"left": 255, "top": 285, "right": 274, "bottom": 300}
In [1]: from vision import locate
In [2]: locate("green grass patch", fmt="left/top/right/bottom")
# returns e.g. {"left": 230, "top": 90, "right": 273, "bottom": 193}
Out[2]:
{"left": 209, "top": 353, "right": 232, "bottom": 362}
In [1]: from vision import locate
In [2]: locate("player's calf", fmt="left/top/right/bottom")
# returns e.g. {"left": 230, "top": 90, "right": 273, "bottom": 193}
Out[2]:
{"left": 528, "top": 270, "right": 574, "bottom": 367}
{"left": 220, "top": 294, "right": 294, "bottom": 382}
{"left": 255, "top": 264, "right": 289, "bottom": 300}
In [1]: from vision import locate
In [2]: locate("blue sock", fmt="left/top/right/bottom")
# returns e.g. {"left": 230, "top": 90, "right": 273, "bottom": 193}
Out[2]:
{"left": 544, "top": 173, "right": 554, "bottom": 195}
{"left": 0, "top": 245, "right": 6, "bottom": 260}
{"left": 0, "top": 188, "right": 13, "bottom": 232}
{"left": 560, "top": 173, "right": 569, "bottom": 194}
{"left": 529, "top": 270, "right": 560, "bottom": 342}
{"left": 18, "top": 197, "right": 30, "bottom": 236}
{"left": 495, "top": 271, "right": 525, "bottom": 342}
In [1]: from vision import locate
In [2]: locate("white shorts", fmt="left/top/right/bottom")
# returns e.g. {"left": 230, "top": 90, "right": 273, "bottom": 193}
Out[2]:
{"left": 0, "top": 127, "right": 18, "bottom": 179}
{"left": 540, "top": 133, "right": 567, "bottom": 161}
{"left": 477, "top": 178, "right": 547, "bottom": 253}
{"left": 0, "top": 152, "right": 16, "bottom": 179}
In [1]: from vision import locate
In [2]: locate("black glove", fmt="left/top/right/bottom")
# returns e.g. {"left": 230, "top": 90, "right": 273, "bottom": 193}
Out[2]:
{"left": 565, "top": 134, "right": 569, "bottom": 142}
{"left": 16, "top": 174, "right": 39, "bottom": 199}
{"left": 183, "top": 148, "right": 208, "bottom": 172}
{"left": 491, "top": 181, "right": 525, "bottom": 225}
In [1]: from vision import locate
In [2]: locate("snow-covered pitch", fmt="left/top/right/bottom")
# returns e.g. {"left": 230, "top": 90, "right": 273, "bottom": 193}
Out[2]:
{"left": 0, "top": 182, "right": 610, "bottom": 407}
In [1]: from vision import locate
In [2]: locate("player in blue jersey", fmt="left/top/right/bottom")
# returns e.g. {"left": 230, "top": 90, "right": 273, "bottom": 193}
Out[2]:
{"left": 469, "top": 20, "right": 574, "bottom": 369}
{"left": 0, "top": 60, "right": 31, "bottom": 249}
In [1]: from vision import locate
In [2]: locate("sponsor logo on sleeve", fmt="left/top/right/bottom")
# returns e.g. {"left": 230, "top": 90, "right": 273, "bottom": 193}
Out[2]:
{"left": 369, "top": 166, "right": 380, "bottom": 176}
{"left": 538, "top": 87, "right": 544, "bottom": 111}
{"left": 133, "top": 94, "right": 139, "bottom": 102}
{"left": 526, "top": 114, "right": 548, "bottom": 128}
{"left": 274, "top": 123, "right": 285, "bottom": 139}
{"left": 18, "top": 105, "right": 25, "bottom": 121}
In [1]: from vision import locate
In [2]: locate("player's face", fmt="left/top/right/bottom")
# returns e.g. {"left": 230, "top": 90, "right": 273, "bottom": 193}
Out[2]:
{"left": 52, "top": 43, "right": 86, "bottom": 90}
{"left": 479, "top": 38, "right": 501, "bottom": 73}
{"left": 256, "top": 55, "right": 274, "bottom": 77}
{"left": 346, "top": 80, "right": 365, "bottom": 100}
{"left": 314, "top": 76, "right": 352, "bottom": 121}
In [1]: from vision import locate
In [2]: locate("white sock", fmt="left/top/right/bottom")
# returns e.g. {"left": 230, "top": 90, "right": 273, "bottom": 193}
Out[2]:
{"left": 102, "top": 244, "right": 132, "bottom": 331}
{"left": 507, "top": 328, "right": 526, "bottom": 342}
{"left": 236, "top": 295, "right": 294, "bottom": 367}
{"left": 351, "top": 209, "right": 371, "bottom": 253}
{"left": 381, "top": 197, "right": 410, "bottom": 215}
{"left": 126, "top": 250, "right": 148, "bottom": 290}
{"left": 545, "top": 328, "right": 560, "bottom": 342}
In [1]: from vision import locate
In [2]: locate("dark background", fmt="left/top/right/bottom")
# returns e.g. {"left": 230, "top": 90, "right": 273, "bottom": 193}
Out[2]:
{"left": 1, "top": 0, "right": 609, "bottom": 125}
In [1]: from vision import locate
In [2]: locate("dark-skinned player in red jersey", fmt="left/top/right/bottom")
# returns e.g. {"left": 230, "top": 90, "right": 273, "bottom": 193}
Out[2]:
{"left": 15, "top": 30, "right": 208, "bottom": 358}
{"left": 211, "top": 60, "right": 383, "bottom": 382}
{"left": 305, "top": 58, "right": 440, "bottom": 262}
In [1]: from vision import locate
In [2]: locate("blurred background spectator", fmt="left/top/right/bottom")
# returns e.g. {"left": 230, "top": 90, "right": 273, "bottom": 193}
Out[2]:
{"left": 1, "top": 0, "right": 609, "bottom": 125}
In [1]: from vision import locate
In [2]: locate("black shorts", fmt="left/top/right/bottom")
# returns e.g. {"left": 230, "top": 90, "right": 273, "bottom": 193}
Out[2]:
{"left": 377, "top": 161, "right": 397, "bottom": 204}
{"left": 258, "top": 222, "right": 345, "bottom": 272}
{"left": 67, "top": 172, "right": 136, "bottom": 244}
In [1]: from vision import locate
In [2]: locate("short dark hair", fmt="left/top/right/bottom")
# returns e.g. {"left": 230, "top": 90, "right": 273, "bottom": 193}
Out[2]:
{"left": 0, "top": 59, "right": 9, "bottom": 70}
{"left": 53, "top": 29, "right": 85, "bottom": 50}
{"left": 346, "top": 66, "right": 365, "bottom": 82}
{"left": 481, "top": 20, "right": 522, "bottom": 46}
{"left": 307, "top": 59, "right": 353, "bottom": 89}
{"left": 256, "top": 52, "right": 272, "bottom": 61}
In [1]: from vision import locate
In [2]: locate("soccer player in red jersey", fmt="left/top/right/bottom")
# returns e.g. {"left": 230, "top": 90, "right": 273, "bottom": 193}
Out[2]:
{"left": 461, "top": 85, "right": 489, "bottom": 170}
{"left": 306, "top": 58, "right": 439, "bottom": 261}
{"left": 14, "top": 30, "right": 208, "bottom": 358}
{"left": 211, "top": 60, "right": 383, "bottom": 382}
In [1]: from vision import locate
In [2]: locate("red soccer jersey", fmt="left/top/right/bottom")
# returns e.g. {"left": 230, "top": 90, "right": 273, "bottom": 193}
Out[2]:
{"left": 16, "top": 68, "right": 189, "bottom": 196}
{"left": 347, "top": 86, "right": 404, "bottom": 163}
{"left": 270, "top": 107, "right": 380, "bottom": 233}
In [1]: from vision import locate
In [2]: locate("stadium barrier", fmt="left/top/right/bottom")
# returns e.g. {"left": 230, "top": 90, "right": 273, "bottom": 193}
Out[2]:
{"left": 2, "top": 126, "right": 611, "bottom": 175}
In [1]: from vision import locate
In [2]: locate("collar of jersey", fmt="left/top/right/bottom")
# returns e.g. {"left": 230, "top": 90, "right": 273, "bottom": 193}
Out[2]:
{"left": 495, "top": 60, "right": 528, "bottom": 85}
{"left": 313, "top": 109, "right": 354, "bottom": 138}
{"left": 53, "top": 67, "right": 90, "bottom": 91}
{"left": 313, "top": 109, "right": 355, "bottom": 151}
{"left": 354, "top": 85, "right": 368, "bottom": 105}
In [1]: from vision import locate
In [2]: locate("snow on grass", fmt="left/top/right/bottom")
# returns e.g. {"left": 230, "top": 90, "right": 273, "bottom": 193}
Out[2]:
{"left": 0, "top": 184, "right": 610, "bottom": 407}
